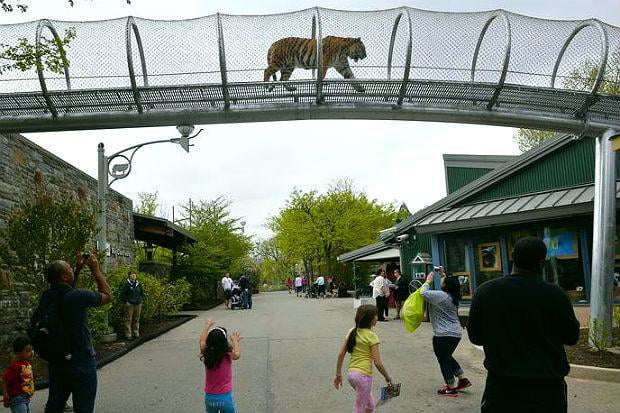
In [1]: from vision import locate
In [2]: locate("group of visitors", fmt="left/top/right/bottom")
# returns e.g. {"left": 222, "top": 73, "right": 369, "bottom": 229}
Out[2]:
{"left": 332, "top": 237, "right": 580, "bottom": 413}
{"left": 0, "top": 237, "right": 582, "bottom": 413}
{"left": 368, "top": 268, "right": 409, "bottom": 321}
{"left": 221, "top": 273, "right": 252, "bottom": 310}
{"left": 289, "top": 274, "right": 336, "bottom": 298}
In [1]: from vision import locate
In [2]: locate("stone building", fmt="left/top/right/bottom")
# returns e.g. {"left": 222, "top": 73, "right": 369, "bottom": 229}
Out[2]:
{"left": 0, "top": 133, "right": 135, "bottom": 352}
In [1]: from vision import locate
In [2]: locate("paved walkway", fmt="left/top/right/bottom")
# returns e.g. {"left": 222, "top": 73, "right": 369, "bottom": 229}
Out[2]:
{"left": 31, "top": 292, "right": 620, "bottom": 412}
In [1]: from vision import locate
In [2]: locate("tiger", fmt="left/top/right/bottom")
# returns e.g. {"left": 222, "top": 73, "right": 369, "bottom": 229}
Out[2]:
{"left": 263, "top": 36, "right": 367, "bottom": 93}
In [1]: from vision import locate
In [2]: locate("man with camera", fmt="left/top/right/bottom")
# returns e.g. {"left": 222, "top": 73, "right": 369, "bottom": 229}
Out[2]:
{"left": 467, "top": 237, "right": 580, "bottom": 413}
{"left": 36, "top": 253, "right": 112, "bottom": 413}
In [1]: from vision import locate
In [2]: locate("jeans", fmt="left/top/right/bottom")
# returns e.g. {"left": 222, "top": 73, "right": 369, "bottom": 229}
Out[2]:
{"left": 241, "top": 290, "right": 252, "bottom": 309}
{"left": 205, "top": 392, "right": 236, "bottom": 413}
{"left": 9, "top": 394, "right": 30, "bottom": 413}
{"left": 432, "top": 336, "right": 463, "bottom": 386}
{"left": 481, "top": 373, "right": 567, "bottom": 413}
{"left": 45, "top": 356, "right": 97, "bottom": 413}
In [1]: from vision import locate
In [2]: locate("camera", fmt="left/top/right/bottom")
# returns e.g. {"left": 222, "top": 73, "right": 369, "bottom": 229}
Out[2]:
{"left": 395, "top": 234, "right": 409, "bottom": 242}
{"left": 433, "top": 266, "right": 443, "bottom": 272}
{"left": 81, "top": 253, "right": 91, "bottom": 261}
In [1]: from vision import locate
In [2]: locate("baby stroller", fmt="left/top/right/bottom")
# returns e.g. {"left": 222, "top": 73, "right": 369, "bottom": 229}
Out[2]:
{"left": 306, "top": 283, "right": 319, "bottom": 299}
{"left": 230, "top": 285, "right": 243, "bottom": 310}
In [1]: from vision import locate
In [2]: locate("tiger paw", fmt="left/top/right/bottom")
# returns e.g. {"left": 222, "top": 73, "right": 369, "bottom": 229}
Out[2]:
{"left": 353, "top": 84, "right": 365, "bottom": 93}
{"left": 284, "top": 85, "right": 297, "bottom": 92}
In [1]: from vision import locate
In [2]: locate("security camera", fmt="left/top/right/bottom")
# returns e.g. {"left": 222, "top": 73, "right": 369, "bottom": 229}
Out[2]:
{"left": 395, "top": 234, "right": 409, "bottom": 242}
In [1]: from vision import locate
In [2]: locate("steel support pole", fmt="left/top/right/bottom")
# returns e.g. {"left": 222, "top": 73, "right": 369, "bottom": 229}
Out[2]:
{"left": 590, "top": 129, "right": 617, "bottom": 347}
{"left": 97, "top": 142, "right": 115, "bottom": 339}
{"left": 97, "top": 142, "right": 108, "bottom": 269}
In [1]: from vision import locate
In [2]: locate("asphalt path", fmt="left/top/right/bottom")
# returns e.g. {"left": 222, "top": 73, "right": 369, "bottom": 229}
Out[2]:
{"left": 30, "top": 291, "right": 620, "bottom": 412}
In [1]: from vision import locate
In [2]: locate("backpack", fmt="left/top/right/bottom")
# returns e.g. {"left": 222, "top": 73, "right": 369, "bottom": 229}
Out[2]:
{"left": 28, "top": 288, "right": 73, "bottom": 362}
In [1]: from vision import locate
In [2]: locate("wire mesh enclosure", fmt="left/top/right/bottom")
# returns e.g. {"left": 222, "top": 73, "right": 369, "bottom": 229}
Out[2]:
{"left": 0, "top": 6, "right": 619, "bottom": 131}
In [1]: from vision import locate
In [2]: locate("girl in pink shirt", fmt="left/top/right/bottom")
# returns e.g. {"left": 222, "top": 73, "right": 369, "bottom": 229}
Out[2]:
{"left": 199, "top": 319, "right": 242, "bottom": 413}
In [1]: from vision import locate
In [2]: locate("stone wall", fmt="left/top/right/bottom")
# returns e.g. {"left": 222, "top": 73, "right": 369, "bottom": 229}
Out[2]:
{"left": 0, "top": 286, "right": 31, "bottom": 354}
{"left": 0, "top": 133, "right": 135, "bottom": 269}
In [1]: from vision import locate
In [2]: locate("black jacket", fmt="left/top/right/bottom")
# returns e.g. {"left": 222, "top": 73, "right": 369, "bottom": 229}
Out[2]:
{"left": 467, "top": 273, "right": 580, "bottom": 379}
{"left": 393, "top": 276, "right": 409, "bottom": 301}
{"left": 119, "top": 279, "right": 145, "bottom": 304}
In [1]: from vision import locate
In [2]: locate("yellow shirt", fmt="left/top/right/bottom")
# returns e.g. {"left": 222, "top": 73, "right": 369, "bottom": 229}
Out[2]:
{"left": 347, "top": 328, "right": 380, "bottom": 376}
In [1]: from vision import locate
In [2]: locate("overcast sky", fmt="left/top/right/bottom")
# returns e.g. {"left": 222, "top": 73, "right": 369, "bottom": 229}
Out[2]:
{"left": 7, "top": 0, "right": 620, "bottom": 240}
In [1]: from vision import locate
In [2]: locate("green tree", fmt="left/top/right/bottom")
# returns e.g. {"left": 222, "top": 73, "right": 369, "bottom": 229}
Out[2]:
{"left": 0, "top": 177, "right": 97, "bottom": 296}
{"left": 134, "top": 191, "right": 159, "bottom": 216}
{"left": 256, "top": 236, "right": 296, "bottom": 283}
{"left": 512, "top": 129, "right": 556, "bottom": 153}
{"left": 0, "top": 27, "right": 76, "bottom": 75}
{"left": 174, "top": 197, "right": 252, "bottom": 304}
{"left": 514, "top": 48, "right": 620, "bottom": 152}
{"left": 270, "top": 179, "right": 399, "bottom": 280}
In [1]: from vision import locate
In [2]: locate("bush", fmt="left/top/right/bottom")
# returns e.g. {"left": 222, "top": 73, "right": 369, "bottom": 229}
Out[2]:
{"left": 89, "top": 267, "right": 191, "bottom": 338}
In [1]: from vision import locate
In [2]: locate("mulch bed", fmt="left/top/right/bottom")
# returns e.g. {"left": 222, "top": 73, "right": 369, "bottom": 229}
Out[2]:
{"left": 565, "top": 327, "right": 620, "bottom": 369}
{"left": 1, "top": 314, "right": 195, "bottom": 393}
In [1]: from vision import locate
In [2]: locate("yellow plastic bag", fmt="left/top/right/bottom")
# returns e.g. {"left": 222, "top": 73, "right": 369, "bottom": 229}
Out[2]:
{"left": 402, "top": 289, "right": 424, "bottom": 333}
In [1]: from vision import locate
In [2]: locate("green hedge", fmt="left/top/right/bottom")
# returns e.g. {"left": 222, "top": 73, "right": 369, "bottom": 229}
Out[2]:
{"left": 88, "top": 268, "right": 191, "bottom": 338}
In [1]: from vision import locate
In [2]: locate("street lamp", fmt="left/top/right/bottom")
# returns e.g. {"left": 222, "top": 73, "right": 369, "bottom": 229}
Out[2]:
{"left": 95, "top": 125, "right": 202, "bottom": 341}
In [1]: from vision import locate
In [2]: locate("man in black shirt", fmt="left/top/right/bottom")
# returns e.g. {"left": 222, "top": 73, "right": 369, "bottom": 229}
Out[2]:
{"left": 467, "top": 237, "right": 580, "bottom": 413}
{"left": 39, "top": 255, "right": 112, "bottom": 413}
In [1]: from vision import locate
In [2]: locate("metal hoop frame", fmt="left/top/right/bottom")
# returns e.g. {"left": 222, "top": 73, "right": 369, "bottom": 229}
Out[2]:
{"left": 550, "top": 19, "right": 609, "bottom": 117}
{"left": 387, "top": 12, "right": 404, "bottom": 80}
{"left": 470, "top": 11, "right": 512, "bottom": 110}
{"left": 315, "top": 7, "right": 324, "bottom": 104}
{"left": 216, "top": 13, "right": 230, "bottom": 109}
{"left": 36, "top": 19, "right": 71, "bottom": 118}
{"left": 126, "top": 17, "right": 148, "bottom": 114}
{"left": 550, "top": 19, "right": 609, "bottom": 94}
{"left": 311, "top": 15, "right": 317, "bottom": 79}
{"left": 397, "top": 8, "right": 413, "bottom": 105}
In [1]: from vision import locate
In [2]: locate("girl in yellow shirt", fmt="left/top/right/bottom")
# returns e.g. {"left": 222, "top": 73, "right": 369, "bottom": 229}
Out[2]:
{"left": 334, "top": 304, "right": 393, "bottom": 413}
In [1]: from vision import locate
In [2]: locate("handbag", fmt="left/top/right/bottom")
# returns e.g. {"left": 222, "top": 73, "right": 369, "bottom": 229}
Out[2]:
{"left": 401, "top": 289, "right": 424, "bottom": 333}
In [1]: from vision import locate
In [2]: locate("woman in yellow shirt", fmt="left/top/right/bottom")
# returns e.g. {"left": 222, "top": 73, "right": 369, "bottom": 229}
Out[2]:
{"left": 334, "top": 305, "right": 393, "bottom": 413}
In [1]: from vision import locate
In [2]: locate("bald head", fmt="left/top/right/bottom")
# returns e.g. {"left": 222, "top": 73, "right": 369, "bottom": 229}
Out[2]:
{"left": 45, "top": 260, "right": 72, "bottom": 285}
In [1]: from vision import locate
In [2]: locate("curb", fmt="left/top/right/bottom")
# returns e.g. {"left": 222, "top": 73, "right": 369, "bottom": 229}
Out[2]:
{"left": 569, "top": 363, "right": 620, "bottom": 383}
{"left": 33, "top": 314, "right": 196, "bottom": 391}
{"left": 469, "top": 344, "right": 620, "bottom": 383}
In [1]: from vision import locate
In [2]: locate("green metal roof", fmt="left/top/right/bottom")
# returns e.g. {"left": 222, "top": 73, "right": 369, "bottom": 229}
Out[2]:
{"left": 387, "top": 133, "right": 579, "bottom": 238}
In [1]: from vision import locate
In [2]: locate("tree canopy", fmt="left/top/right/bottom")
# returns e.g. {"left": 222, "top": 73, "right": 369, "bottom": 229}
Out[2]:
{"left": 262, "top": 179, "right": 401, "bottom": 283}
{"left": 174, "top": 197, "right": 253, "bottom": 304}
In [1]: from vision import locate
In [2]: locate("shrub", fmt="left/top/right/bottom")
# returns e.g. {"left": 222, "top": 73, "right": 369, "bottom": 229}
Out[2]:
{"left": 90, "top": 267, "right": 191, "bottom": 338}
{"left": 589, "top": 318, "right": 612, "bottom": 352}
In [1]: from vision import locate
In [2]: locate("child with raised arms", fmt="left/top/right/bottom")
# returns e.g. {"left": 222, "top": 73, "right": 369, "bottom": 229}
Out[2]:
{"left": 199, "top": 319, "right": 242, "bottom": 413}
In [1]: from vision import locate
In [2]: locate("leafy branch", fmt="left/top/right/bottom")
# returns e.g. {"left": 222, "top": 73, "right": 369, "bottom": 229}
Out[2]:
{"left": 0, "top": 27, "right": 76, "bottom": 75}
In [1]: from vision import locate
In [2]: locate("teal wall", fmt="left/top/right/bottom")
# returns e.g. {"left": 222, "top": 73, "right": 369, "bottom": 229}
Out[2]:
{"left": 446, "top": 167, "right": 493, "bottom": 194}
{"left": 462, "top": 138, "right": 611, "bottom": 205}
{"left": 399, "top": 230, "right": 432, "bottom": 277}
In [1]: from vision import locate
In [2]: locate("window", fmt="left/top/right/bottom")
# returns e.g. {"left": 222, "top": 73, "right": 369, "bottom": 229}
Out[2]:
{"left": 542, "top": 227, "right": 586, "bottom": 302}
{"left": 445, "top": 239, "right": 473, "bottom": 300}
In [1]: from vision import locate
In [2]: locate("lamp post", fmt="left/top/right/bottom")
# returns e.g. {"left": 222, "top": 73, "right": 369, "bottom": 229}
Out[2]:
{"left": 96, "top": 125, "right": 202, "bottom": 341}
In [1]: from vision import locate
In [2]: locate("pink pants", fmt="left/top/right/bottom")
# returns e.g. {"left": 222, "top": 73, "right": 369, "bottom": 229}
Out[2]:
{"left": 347, "top": 371, "right": 374, "bottom": 413}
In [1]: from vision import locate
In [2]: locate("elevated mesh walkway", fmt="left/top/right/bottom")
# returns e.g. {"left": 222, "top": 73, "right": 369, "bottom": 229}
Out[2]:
{"left": 0, "top": 7, "right": 619, "bottom": 133}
